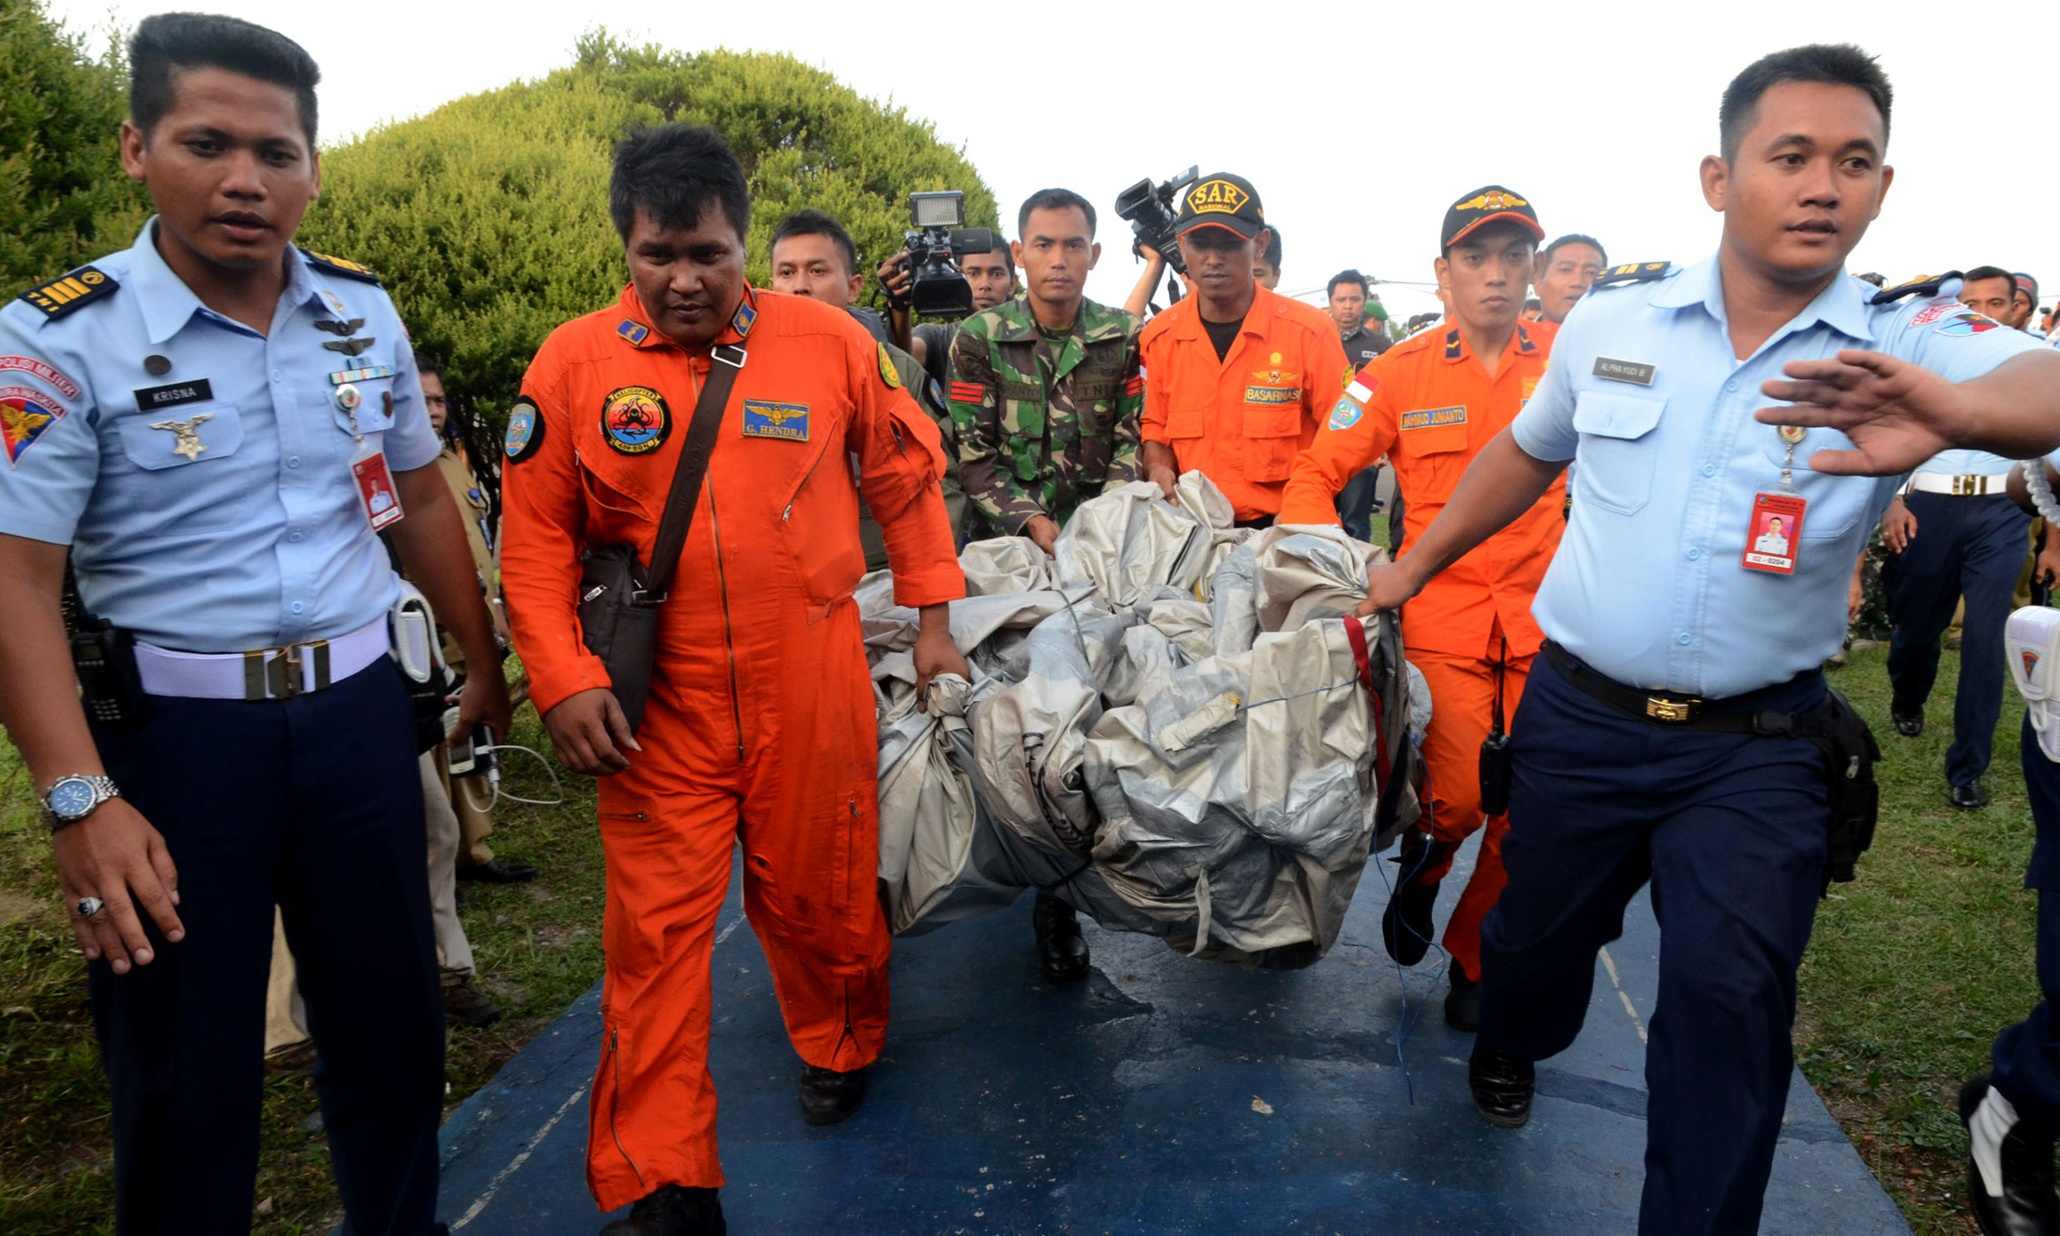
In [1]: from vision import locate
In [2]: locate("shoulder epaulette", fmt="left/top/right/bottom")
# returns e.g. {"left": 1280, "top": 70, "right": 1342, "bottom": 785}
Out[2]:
{"left": 17, "top": 265, "right": 119, "bottom": 319}
{"left": 300, "top": 249, "right": 382, "bottom": 286}
{"left": 1587, "top": 262, "right": 1674, "bottom": 294}
{"left": 1870, "top": 271, "right": 1962, "bottom": 305}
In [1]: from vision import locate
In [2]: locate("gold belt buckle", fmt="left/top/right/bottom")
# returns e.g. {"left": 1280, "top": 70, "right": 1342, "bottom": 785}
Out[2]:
{"left": 1954, "top": 474, "right": 1982, "bottom": 496}
{"left": 1645, "top": 696, "right": 1694, "bottom": 723}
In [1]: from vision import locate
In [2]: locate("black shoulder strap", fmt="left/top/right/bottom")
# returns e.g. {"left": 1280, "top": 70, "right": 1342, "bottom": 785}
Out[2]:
{"left": 641, "top": 343, "right": 745, "bottom": 599}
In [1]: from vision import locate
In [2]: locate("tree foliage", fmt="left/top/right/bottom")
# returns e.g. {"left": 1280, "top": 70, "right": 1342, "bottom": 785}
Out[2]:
{"left": 299, "top": 33, "right": 997, "bottom": 428}
{"left": 0, "top": 0, "right": 150, "bottom": 291}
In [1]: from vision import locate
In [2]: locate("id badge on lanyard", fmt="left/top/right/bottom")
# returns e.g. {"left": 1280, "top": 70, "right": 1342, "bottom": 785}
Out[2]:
{"left": 1742, "top": 424, "right": 1807, "bottom": 575}
{"left": 339, "top": 382, "right": 404, "bottom": 531}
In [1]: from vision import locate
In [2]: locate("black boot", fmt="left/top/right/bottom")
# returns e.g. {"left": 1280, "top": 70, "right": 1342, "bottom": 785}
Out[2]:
{"left": 799, "top": 1064, "right": 868, "bottom": 1126}
{"left": 1469, "top": 1040, "right": 1535, "bottom": 1129}
{"left": 1445, "top": 966, "right": 1480, "bottom": 1033}
{"left": 1960, "top": 1074, "right": 2059, "bottom": 1236}
{"left": 1033, "top": 891, "right": 1091, "bottom": 982}
{"left": 598, "top": 1184, "right": 726, "bottom": 1236}
{"left": 1382, "top": 831, "right": 1452, "bottom": 966}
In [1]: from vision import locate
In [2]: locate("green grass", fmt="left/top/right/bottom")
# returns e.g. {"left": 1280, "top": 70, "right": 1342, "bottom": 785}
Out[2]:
{"left": 0, "top": 702, "right": 606, "bottom": 1236}
{"left": 0, "top": 638, "right": 2039, "bottom": 1235}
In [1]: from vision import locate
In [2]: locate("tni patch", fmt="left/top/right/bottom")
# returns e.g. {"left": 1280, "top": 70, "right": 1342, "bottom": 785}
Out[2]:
{"left": 505, "top": 397, "right": 544, "bottom": 462}
{"left": 1400, "top": 406, "right": 1467, "bottom": 431}
{"left": 742, "top": 400, "right": 810, "bottom": 442}
{"left": 601, "top": 385, "right": 671, "bottom": 455}
{"left": 1, "top": 386, "right": 65, "bottom": 465}
{"left": 1936, "top": 311, "right": 2001, "bottom": 337}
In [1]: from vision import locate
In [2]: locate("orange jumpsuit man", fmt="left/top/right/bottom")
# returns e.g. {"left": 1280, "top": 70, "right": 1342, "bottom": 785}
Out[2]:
{"left": 1280, "top": 186, "right": 1563, "bottom": 1034}
{"left": 1137, "top": 172, "right": 1349, "bottom": 522}
{"left": 499, "top": 125, "right": 967, "bottom": 1236}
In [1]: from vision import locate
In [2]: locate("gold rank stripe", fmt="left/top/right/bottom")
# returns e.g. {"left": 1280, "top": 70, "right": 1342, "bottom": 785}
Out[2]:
{"left": 19, "top": 266, "right": 118, "bottom": 318}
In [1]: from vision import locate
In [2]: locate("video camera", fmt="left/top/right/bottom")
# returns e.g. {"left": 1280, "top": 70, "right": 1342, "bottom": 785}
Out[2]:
{"left": 902, "top": 191, "right": 1002, "bottom": 320}
{"left": 1114, "top": 165, "right": 1199, "bottom": 276}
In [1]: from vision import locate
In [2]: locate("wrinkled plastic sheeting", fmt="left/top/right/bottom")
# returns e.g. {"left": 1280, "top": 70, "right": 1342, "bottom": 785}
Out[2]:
{"left": 1085, "top": 620, "right": 1385, "bottom": 962}
{"left": 1254, "top": 525, "right": 1373, "bottom": 632}
{"left": 1052, "top": 481, "right": 1211, "bottom": 606}
{"left": 961, "top": 537, "right": 1054, "bottom": 597}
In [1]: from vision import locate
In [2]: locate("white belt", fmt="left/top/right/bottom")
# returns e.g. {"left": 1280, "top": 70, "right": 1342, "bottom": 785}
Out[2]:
{"left": 1908, "top": 471, "right": 2014, "bottom": 497}
{"left": 134, "top": 618, "right": 391, "bottom": 701}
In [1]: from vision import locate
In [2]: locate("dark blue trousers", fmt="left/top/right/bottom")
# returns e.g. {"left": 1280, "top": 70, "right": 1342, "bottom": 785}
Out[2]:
{"left": 1336, "top": 465, "right": 1381, "bottom": 543}
{"left": 86, "top": 661, "right": 446, "bottom": 1236}
{"left": 1991, "top": 713, "right": 2060, "bottom": 1132}
{"left": 1479, "top": 652, "right": 1830, "bottom": 1236}
{"left": 1885, "top": 490, "right": 2031, "bottom": 787}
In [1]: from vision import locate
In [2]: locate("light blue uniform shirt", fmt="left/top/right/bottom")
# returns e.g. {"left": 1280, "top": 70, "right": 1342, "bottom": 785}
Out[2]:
{"left": 1513, "top": 255, "right": 2044, "bottom": 697}
{"left": 0, "top": 220, "right": 437, "bottom": 651}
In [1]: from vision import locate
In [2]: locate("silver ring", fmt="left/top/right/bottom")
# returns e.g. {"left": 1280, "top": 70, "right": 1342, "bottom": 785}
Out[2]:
{"left": 76, "top": 896, "right": 104, "bottom": 919}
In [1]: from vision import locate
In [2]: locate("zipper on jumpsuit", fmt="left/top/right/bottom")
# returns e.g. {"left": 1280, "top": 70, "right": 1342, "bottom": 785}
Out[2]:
{"left": 690, "top": 364, "right": 748, "bottom": 767}
{"left": 608, "top": 1027, "right": 645, "bottom": 1187}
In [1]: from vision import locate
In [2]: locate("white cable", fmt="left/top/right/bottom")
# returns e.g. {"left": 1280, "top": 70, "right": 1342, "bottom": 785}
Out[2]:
{"left": 473, "top": 744, "right": 565, "bottom": 807}
{"left": 2022, "top": 458, "right": 2060, "bottom": 528}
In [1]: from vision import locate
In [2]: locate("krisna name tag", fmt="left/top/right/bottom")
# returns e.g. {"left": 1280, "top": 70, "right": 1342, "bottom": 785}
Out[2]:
{"left": 1742, "top": 491, "right": 1805, "bottom": 575}
{"left": 352, "top": 443, "right": 404, "bottom": 531}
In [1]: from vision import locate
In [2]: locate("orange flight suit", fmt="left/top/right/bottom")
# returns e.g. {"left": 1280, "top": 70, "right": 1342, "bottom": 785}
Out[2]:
{"left": 1139, "top": 284, "right": 1351, "bottom": 522}
{"left": 500, "top": 285, "right": 964, "bottom": 1209}
{"left": 1279, "top": 320, "right": 1564, "bottom": 981}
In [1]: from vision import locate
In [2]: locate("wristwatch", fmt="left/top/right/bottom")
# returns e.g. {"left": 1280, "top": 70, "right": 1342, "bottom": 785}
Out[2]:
{"left": 44, "top": 775, "right": 120, "bottom": 832}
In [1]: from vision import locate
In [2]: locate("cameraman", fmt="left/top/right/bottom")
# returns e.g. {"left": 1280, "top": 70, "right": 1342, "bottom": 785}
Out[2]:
{"left": 771, "top": 209, "right": 968, "bottom": 560}
{"left": 878, "top": 244, "right": 1018, "bottom": 389}
{"left": 949, "top": 187, "right": 1143, "bottom": 981}
{"left": 1138, "top": 175, "right": 1347, "bottom": 525}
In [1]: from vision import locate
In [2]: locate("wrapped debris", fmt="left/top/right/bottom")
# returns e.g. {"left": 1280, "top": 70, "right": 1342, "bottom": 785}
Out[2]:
{"left": 867, "top": 472, "right": 1422, "bottom": 964}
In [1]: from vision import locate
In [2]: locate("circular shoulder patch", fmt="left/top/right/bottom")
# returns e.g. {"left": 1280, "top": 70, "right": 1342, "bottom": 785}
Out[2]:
{"left": 1327, "top": 395, "right": 1363, "bottom": 432}
{"left": 504, "top": 397, "right": 544, "bottom": 462}
{"left": 877, "top": 343, "right": 902, "bottom": 390}
{"left": 601, "top": 385, "right": 671, "bottom": 455}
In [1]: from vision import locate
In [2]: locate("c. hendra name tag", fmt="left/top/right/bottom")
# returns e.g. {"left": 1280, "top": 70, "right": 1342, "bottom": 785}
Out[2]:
{"left": 741, "top": 399, "right": 810, "bottom": 442}
{"left": 1593, "top": 357, "right": 1656, "bottom": 386}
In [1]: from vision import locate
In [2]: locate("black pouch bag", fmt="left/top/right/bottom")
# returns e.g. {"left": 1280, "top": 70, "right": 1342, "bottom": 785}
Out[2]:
{"left": 575, "top": 343, "right": 745, "bottom": 732}
{"left": 1807, "top": 689, "right": 1882, "bottom": 887}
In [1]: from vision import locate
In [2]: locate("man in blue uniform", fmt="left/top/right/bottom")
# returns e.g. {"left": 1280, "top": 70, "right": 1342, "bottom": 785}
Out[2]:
{"left": 1962, "top": 456, "right": 2060, "bottom": 1236}
{"left": 1881, "top": 264, "right": 2036, "bottom": 809}
{"left": 0, "top": 14, "right": 509, "bottom": 1234}
{"left": 1358, "top": 44, "right": 2060, "bottom": 1236}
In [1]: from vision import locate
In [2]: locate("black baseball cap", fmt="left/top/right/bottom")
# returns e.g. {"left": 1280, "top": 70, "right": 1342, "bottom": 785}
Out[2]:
{"left": 1441, "top": 185, "right": 1545, "bottom": 249}
{"left": 1175, "top": 173, "right": 1266, "bottom": 241}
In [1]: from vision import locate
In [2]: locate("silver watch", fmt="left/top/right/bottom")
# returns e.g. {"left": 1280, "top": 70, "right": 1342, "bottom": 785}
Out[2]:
{"left": 44, "top": 774, "right": 120, "bottom": 832}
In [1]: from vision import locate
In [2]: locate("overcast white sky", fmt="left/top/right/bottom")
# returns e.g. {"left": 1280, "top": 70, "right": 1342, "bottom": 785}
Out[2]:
{"left": 49, "top": 0, "right": 2060, "bottom": 322}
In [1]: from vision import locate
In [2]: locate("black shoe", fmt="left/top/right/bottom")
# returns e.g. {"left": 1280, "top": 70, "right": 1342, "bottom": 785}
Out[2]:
{"left": 1893, "top": 710, "right": 1924, "bottom": 738}
{"left": 443, "top": 974, "right": 502, "bottom": 1028}
{"left": 1032, "top": 892, "right": 1091, "bottom": 983}
{"left": 456, "top": 857, "right": 538, "bottom": 884}
{"left": 1958, "top": 1074, "right": 2057, "bottom": 1236}
{"left": 1469, "top": 1041, "right": 1535, "bottom": 1129}
{"left": 1445, "top": 968, "right": 1481, "bottom": 1033}
{"left": 1382, "top": 832, "right": 1450, "bottom": 966}
{"left": 1953, "top": 781, "right": 1991, "bottom": 811}
{"left": 799, "top": 1064, "right": 867, "bottom": 1126}
{"left": 598, "top": 1184, "right": 726, "bottom": 1236}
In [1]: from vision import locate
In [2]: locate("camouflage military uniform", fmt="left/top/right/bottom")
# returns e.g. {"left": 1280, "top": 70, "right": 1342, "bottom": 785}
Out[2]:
{"left": 949, "top": 296, "right": 1144, "bottom": 536}
{"left": 859, "top": 337, "right": 966, "bottom": 570}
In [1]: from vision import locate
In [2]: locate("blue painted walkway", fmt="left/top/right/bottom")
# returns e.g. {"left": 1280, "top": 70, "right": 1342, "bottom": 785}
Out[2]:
{"left": 434, "top": 842, "right": 1911, "bottom": 1235}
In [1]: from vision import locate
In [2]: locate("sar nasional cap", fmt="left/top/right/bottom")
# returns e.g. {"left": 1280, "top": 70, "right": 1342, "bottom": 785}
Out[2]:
{"left": 1175, "top": 173, "right": 1266, "bottom": 241}
{"left": 1442, "top": 185, "right": 1545, "bottom": 249}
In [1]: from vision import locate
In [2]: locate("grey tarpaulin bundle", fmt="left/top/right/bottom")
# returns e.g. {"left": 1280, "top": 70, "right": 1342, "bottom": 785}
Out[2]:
{"left": 864, "top": 474, "right": 1429, "bottom": 969}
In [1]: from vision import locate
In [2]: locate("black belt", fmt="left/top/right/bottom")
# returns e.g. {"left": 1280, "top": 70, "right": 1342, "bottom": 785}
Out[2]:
{"left": 1541, "top": 641, "right": 1829, "bottom": 738}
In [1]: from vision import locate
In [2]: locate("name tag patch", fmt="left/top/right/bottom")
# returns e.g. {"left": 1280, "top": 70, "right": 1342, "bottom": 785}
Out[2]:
{"left": 1400, "top": 405, "right": 1466, "bottom": 431}
{"left": 1244, "top": 385, "right": 1302, "bottom": 405}
{"left": 133, "top": 378, "right": 214, "bottom": 411}
{"left": 1593, "top": 357, "right": 1655, "bottom": 386}
{"left": 741, "top": 399, "right": 810, "bottom": 442}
